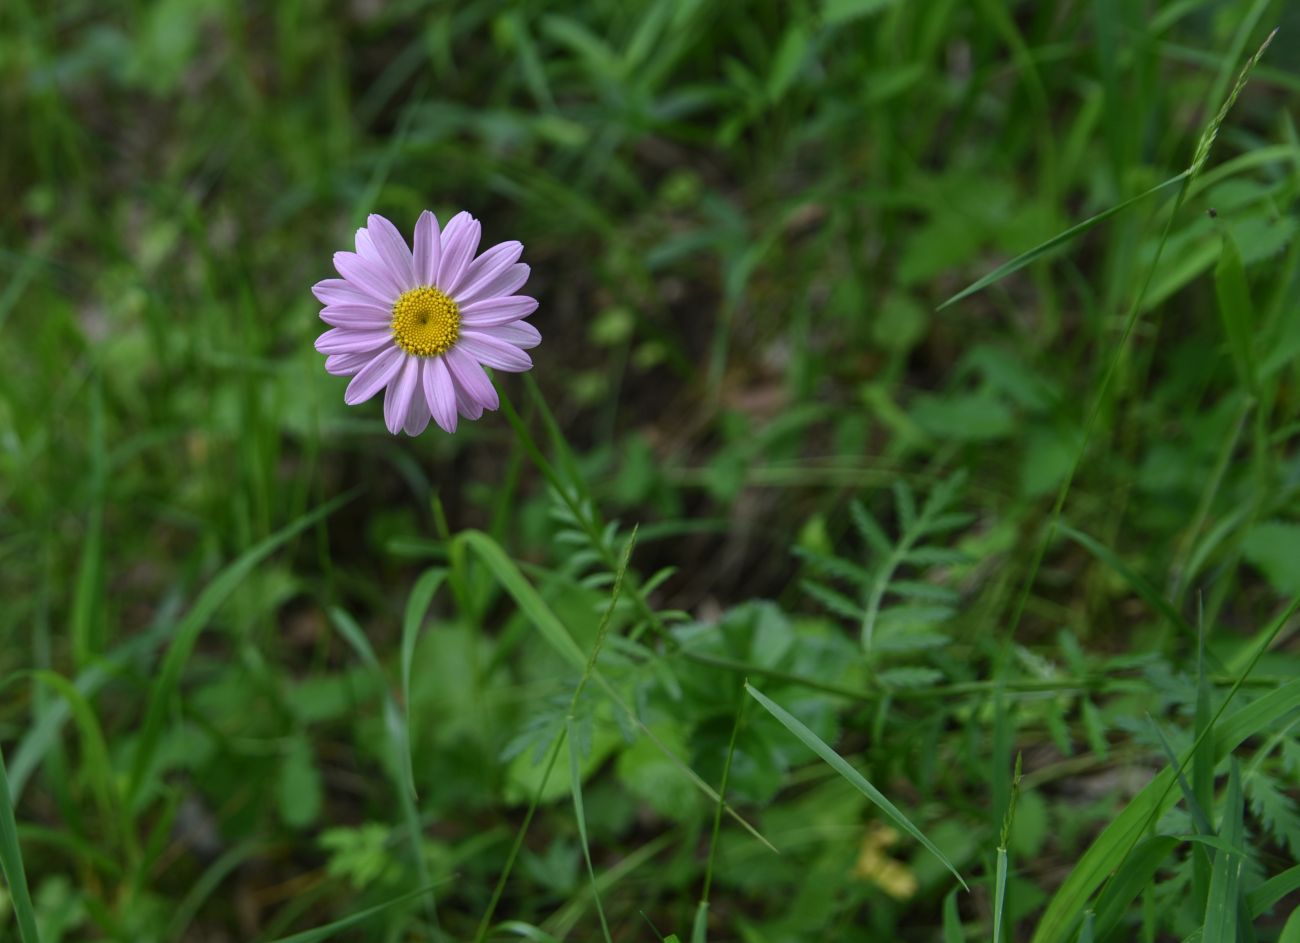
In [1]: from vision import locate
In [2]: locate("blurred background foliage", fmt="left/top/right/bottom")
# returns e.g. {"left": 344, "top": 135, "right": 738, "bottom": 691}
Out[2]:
{"left": 2, "top": 0, "right": 1300, "bottom": 940}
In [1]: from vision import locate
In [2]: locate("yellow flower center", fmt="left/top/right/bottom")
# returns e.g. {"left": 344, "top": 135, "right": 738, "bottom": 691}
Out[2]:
{"left": 391, "top": 286, "right": 460, "bottom": 357}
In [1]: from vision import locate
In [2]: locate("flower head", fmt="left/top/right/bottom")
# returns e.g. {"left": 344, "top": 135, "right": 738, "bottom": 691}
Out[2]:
{"left": 313, "top": 211, "right": 539, "bottom": 435}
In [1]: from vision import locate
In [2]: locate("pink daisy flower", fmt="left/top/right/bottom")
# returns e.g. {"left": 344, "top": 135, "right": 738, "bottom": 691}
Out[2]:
{"left": 313, "top": 211, "right": 539, "bottom": 435}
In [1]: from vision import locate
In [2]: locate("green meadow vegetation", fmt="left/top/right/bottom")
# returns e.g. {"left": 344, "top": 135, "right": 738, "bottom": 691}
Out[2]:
{"left": 3, "top": 0, "right": 1300, "bottom": 939}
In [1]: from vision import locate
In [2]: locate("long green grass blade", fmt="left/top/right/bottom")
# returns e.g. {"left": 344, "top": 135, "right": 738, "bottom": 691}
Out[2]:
{"left": 0, "top": 744, "right": 39, "bottom": 943}
{"left": 261, "top": 886, "right": 436, "bottom": 943}
{"left": 1214, "top": 228, "right": 1259, "bottom": 396}
{"left": 454, "top": 529, "right": 773, "bottom": 852}
{"left": 1280, "top": 906, "right": 1300, "bottom": 943}
{"left": 943, "top": 887, "right": 963, "bottom": 943}
{"left": 567, "top": 718, "right": 612, "bottom": 943}
{"left": 1089, "top": 835, "right": 1178, "bottom": 940}
{"left": 745, "top": 681, "right": 967, "bottom": 889}
{"left": 1031, "top": 675, "right": 1300, "bottom": 943}
{"left": 401, "top": 567, "right": 448, "bottom": 797}
{"left": 126, "top": 490, "right": 357, "bottom": 807}
{"left": 992, "top": 847, "right": 1009, "bottom": 943}
{"left": 1202, "top": 763, "right": 1245, "bottom": 943}
{"left": 1249, "top": 864, "right": 1300, "bottom": 917}
{"left": 936, "top": 171, "right": 1188, "bottom": 311}
{"left": 326, "top": 607, "right": 435, "bottom": 932}
{"left": 1059, "top": 524, "right": 1192, "bottom": 638}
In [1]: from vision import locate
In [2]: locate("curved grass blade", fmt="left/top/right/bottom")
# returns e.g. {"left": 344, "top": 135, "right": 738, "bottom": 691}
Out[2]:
{"left": 10, "top": 596, "right": 181, "bottom": 801}
{"left": 565, "top": 531, "right": 633, "bottom": 943}
{"left": 166, "top": 840, "right": 263, "bottom": 942}
{"left": 1059, "top": 524, "right": 1192, "bottom": 638}
{"left": 695, "top": 696, "right": 744, "bottom": 943}
{"left": 454, "top": 529, "right": 774, "bottom": 853}
{"left": 1249, "top": 864, "right": 1300, "bottom": 917}
{"left": 327, "top": 607, "right": 435, "bottom": 933}
{"left": 261, "top": 885, "right": 438, "bottom": 943}
{"left": 567, "top": 718, "right": 612, "bottom": 943}
{"left": 936, "top": 171, "right": 1188, "bottom": 311}
{"left": 1281, "top": 908, "right": 1300, "bottom": 943}
{"left": 1031, "top": 673, "right": 1300, "bottom": 943}
{"left": 126, "top": 489, "right": 359, "bottom": 808}
{"left": 1090, "top": 835, "right": 1178, "bottom": 940}
{"left": 1203, "top": 763, "right": 1246, "bottom": 943}
{"left": 401, "top": 567, "right": 448, "bottom": 794}
{"left": 0, "top": 744, "right": 39, "bottom": 943}
{"left": 26, "top": 670, "right": 123, "bottom": 858}
{"left": 993, "top": 753, "right": 1022, "bottom": 943}
{"left": 745, "top": 681, "right": 967, "bottom": 890}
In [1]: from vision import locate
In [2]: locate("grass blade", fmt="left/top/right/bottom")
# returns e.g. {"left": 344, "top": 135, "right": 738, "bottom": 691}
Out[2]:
{"left": 401, "top": 568, "right": 448, "bottom": 768}
{"left": 1202, "top": 762, "right": 1245, "bottom": 943}
{"left": 567, "top": 718, "right": 612, "bottom": 943}
{"left": 1282, "top": 908, "right": 1300, "bottom": 943}
{"left": 943, "top": 887, "right": 963, "bottom": 943}
{"left": 0, "top": 744, "right": 39, "bottom": 943}
{"left": 1059, "top": 524, "right": 1192, "bottom": 638}
{"left": 1089, "top": 835, "right": 1178, "bottom": 940}
{"left": 262, "top": 885, "right": 437, "bottom": 943}
{"left": 327, "top": 607, "right": 435, "bottom": 933}
{"left": 1249, "top": 864, "right": 1300, "bottom": 917}
{"left": 1031, "top": 673, "right": 1300, "bottom": 943}
{"left": 745, "top": 681, "right": 967, "bottom": 890}
{"left": 696, "top": 695, "right": 743, "bottom": 943}
{"left": 1214, "top": 227, "right": 1260, "bottom": 396}
{"left": 125, "top": 490, "right": 358, "bottom": 808}
{"left": 454, "top": 529, "right": 774, "bottom": 852}
{"left": 936, "top": 172, "right": 1188, "bottom": 311}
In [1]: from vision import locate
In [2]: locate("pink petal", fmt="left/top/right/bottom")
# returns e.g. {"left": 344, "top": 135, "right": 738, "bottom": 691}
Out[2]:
{"left": 315, "top": 328, "right": 394, "bottom": 355}
{"left": 384, "top": 355, "right": 420, "bottom": 435}
{"left": 444, "top": 346, "right": 499, "bottom": 412}
{"left": 344, "top": 346, "right": 405, "bottom": 405}
{"left": 355, "top": 228, "right": 383, "bottom": 266}
{"left": 488, "top": 320, "right": 541, "bottom": 349}
{"left": 325, "top": 351, "right": 374, "bottom": 376}
{"left": 422, "top": 357, "right": 459, "bottom": 433}
{"left": 437, "top": 212, "right": 481, "bottom": 295}
{"left": 413, "top": 210, "right": 441, "bottom": 287}
{"left": 313, "top": 279, "right": 381, "bottom": 307}
{"left": 456, "top": 330, "right": 533, "bottom": 373}
{"left": 366, "top": 214, "right": 417, "bottom": 291}
{"left": 334, "top": 251, "right": 403, "bottom": 304}
{"left": 456, "top": 383, "right": 485, "bottom": 420}
{"left": 320, "top": 305, "right": 391, "bottom": 329}
{"left": 457, "top": 263, "right": 530, "bottom": 306}
{"left": 459, "top": 295, "right": 538, "bottom": 327}
{"left": 403, "top": 385, "right": 431, "bottom": 435}
{"left": 453, "top": 241, "right": 523, "bottom": 305}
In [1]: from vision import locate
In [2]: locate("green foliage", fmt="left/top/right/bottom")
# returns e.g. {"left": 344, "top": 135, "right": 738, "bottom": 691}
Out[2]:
{"left": 3, "top": 0, "right": 1300, "bottom": 940}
